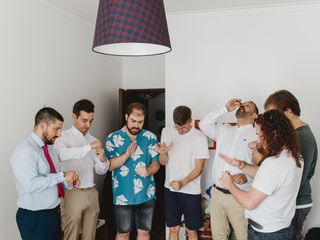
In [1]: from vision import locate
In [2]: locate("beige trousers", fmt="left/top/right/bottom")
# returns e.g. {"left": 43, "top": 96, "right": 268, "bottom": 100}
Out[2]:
{"left": 210, "top": 187, "right": 248, "bottom": 240}
{"left": 61, "top": 188, "right": 100, "bottom": 240}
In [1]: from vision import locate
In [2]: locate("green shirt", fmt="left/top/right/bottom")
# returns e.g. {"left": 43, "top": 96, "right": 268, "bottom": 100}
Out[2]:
{"left": 296, "top": 124, "right": 318, "bottom": 206}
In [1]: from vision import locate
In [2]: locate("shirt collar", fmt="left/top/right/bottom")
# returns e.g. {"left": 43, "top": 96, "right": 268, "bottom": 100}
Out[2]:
{"left": 237, "top": 124, "right": 254, "bottom": 131}
{"left": 71, "top": 125, "right": 90, "bottom": 138}
{"left": 122, "top": 126, "right": 144, "bottom": 141}
{"left": 30, "top": 132, "right": 45, "bottom": 148}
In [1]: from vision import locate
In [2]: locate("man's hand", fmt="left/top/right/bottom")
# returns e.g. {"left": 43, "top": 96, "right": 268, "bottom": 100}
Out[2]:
{"left": 220, "top": 171, "right": 234, "bottom": 190}
{"left": 226, "top": 98, "right": 242, "bottom": 112}
{"left": 232, "top": 173, "right": 247, "bottom": 185}
{"left": 125, "top": 142, "right": 137, "bottom": 158}
{"left": 170, "top": 180, "right": 184, "bottom": 191}
{"left": 64, "top": 170, "right": 80, "bottom": 188}
{"left": 156, "top": 142, "right": 173, "bottom": 154}
{"left": 91, "top": 140, "right": 102, "bottom": 150}
{"left": 95, "top": 148, "right": 107, "bottom": 162}
{"left": 136, "top": 167, "right": 149, "bottom": 178}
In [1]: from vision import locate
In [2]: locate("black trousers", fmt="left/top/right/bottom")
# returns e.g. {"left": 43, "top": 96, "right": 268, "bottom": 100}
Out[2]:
{"left": 16, "top": 206, "right": 62, "bottom": 240}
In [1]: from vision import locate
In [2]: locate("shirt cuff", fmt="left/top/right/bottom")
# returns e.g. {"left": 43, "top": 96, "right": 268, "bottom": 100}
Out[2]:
{"left": 56, "top": 171, "right": 65, "bottom": 183}
{"left": 96, "top": 157, "right": 109, "bottom": 166}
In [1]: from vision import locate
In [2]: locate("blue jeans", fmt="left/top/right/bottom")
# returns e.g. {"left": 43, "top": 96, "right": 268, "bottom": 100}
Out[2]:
{"left": 248, "top": 224, "right": 294, "bottom": 240}
{"left": 16, "top": 206, "right": 61, "bottom": 240}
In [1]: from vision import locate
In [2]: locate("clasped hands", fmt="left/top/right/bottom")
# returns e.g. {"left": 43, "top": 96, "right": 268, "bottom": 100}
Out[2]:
{"left": 64, "top": 170, "right": 81, "bottom": 188}
{"left": 124, "top": 142, "right": 149, "bottom": 178}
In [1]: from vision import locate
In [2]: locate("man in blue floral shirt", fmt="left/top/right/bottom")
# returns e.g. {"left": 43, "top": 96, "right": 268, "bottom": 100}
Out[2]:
{"left": 105, "top": 102, "right": 160, "bottom": 240}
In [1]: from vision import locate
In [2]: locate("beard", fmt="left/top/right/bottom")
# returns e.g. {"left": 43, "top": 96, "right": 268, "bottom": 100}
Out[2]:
{"left": 126, "top": 124, "right": 141, "bottom": 135}
{"left": 43, "top": 130, "right": 58, "bottom": 145}
{"left": 236, "top": 106, "right": 249, "bottom": 119}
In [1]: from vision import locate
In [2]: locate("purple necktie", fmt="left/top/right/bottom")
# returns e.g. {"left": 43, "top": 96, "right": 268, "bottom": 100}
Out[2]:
{"left": 43, "top": 144, "right": 65, "bottom": 198}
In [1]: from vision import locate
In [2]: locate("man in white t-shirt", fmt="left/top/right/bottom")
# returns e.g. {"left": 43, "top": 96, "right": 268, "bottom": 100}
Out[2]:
{"left": 199, "top": 98, "right": 259, "bottom": 240}
{"left": 157, "top": 106, "right": 210, "bottom": 240}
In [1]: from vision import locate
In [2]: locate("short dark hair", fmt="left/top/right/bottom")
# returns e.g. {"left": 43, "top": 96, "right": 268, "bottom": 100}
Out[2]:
{"left": 264, "top": 90, "right": 301, "bottom": 116}
{"left": 126, "top": 102, "right": 146, "bottom": 116}
{"left": 34, "top": 107, "right": 64, "bottom": 127}
{"left": 250, "top": 101, "right": 259, "bottom": 115}
{"left": 173, "top": 106, "right": 192, "bottom": 125}
{"left": 73, "top": 99, "right": 95, "bottom": 117}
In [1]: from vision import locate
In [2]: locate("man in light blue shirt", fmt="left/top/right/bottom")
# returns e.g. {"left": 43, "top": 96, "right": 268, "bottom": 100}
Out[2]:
{"left": 105, "top": 102, "right": 160, "bottom": 240}
{"left": 11, "top": 107, "right": 79, "bottom": 240}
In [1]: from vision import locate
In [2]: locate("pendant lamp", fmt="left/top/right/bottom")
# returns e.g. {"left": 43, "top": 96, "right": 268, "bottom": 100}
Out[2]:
{"left": 93, "top": 0, "right": 171, "bottom": 56}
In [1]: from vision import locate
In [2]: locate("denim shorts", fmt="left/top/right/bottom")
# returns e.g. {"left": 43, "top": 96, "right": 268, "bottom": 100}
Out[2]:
{"left": 114, "top": 199, "right": 156, "bottom": 233}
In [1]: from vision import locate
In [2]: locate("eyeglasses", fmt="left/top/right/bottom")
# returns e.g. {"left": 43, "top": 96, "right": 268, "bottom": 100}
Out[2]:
{"left": 174, "top": 124, "right": 189, "bottom": 131}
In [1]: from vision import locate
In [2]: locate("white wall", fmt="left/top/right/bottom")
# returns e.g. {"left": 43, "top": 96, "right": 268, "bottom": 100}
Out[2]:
{"left": 166, "top": 3, "right": 320, "bottom": 235}
{"left": 123, "top": 55, "right": 165, "bottom": 89}
{"left": 0, "top": 0, "right": 122, "bottom": 238}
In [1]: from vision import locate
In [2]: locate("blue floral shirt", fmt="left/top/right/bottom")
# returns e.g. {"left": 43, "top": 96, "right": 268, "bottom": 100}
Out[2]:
{"left": 105, "top": 127, "right": 159, "bottom": 205}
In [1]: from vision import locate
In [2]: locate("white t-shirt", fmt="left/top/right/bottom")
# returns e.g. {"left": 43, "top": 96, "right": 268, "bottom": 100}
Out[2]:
{"left": 246, "top": 150, "right": 303, "bottom": 233}
{"left": 161, "top": 126, "right": 210, "bottom": 195}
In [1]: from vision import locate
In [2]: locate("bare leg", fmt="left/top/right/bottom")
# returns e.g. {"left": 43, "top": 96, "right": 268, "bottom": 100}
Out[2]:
{"left": 169, "top": 226, "right": 180, "bottom": 240}
{"left": 186, "top": 228, "right": 198, "bottom": 240}
{"left": 116, "top": 232, "right": 130, "bottom": 240}
{"left": 137, "top": 229, "right": 150, "bottom": 240}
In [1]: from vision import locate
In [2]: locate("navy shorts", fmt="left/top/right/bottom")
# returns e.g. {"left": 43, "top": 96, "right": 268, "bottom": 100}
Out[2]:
{"left": 114, "top": 199, "right": 155, "bottom": 233}
{"left": 164, "top": 188, "right": 203, "bottom": 230}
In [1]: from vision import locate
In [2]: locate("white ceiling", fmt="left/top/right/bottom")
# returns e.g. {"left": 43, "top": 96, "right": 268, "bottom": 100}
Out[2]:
{"left": 49, "top": 0, "right": 320, "bottom": 23}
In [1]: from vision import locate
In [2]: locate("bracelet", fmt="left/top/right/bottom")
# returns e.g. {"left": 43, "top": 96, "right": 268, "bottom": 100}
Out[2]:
{"left": 239, "top": 161, "right": 246, "bottom": 169}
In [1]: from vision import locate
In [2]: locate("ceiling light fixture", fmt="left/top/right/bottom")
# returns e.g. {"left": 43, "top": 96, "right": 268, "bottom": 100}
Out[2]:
{"left": 92, "top": 0, "right": 171, "bottom": 56}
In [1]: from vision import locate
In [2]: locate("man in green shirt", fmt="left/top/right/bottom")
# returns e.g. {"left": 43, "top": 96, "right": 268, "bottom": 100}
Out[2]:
{"left": 264, "top": 89, "right": 318, "bottom": 240}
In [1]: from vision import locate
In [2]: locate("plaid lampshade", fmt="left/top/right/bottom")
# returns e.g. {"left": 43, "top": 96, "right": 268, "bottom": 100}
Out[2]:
{"left": 93, "top": 0, "right": 171, "bottom": 56}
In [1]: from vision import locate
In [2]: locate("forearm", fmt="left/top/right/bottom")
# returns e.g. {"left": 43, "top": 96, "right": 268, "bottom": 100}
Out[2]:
{"left": 109, "top": 153, "right": 129, "bottom": 171}
{"left": 199, "top": 107, "right": 227, "bottom": 139}
{"left": 228, "top": 183, "right": 253, "bottom": 209}
{"left": 18, "top": 172, "right": 65, "bottom": 194}
{"left": 147, "top": 161, "right": 160, "bottom": 176}
{"left": 181, "top": 160, "right": 205, "bottom": 187}
{"left": 181, "top": 170, "right": 202, "bottom": 187}
{"left": 159, "top": 153, "right": 169, "bottom": 165}
{"left": 55, "top": 145, "right": 91, "bottom": 161}
{"left": 241, "top": 162, "right": 259, "bottom": 178}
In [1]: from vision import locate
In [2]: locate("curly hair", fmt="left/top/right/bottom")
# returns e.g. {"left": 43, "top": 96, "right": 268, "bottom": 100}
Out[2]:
{"left": 256, "top": 110, "right": 301, "bottom": 167}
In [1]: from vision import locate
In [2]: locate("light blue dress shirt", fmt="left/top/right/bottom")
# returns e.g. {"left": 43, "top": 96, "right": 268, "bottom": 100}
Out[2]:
{"left": 105, "top": 127, "right": 159, "bottom": 205}
{"left": 11, "top": 132, "right": 65, "bottom": 210}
